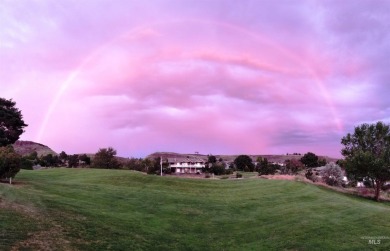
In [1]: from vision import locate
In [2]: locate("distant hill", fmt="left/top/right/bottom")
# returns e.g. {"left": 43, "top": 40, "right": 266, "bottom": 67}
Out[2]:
{"left": 146, "top": 152, "right": 339, "bottom": 163}
{"left": 12, "top": 140, "right": 57, "bottom": 156}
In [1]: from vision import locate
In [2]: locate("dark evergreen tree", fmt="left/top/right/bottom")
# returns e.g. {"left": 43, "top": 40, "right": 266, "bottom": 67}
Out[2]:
{"left": 0, "top": 98, "right": 28, "bottom": 146}
{"left": 234, "top": 155, "right": 254, "bottom": 172}
{"left": 68, "top": 154, "right": 79, "bottom": 168}
{"left": 300, "top": 152, "right": 319, "bottom": 167}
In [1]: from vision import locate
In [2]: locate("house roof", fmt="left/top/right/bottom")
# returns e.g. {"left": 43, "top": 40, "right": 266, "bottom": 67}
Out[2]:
{"left": 167, "top": 156, "right": 205, "bottom": 163}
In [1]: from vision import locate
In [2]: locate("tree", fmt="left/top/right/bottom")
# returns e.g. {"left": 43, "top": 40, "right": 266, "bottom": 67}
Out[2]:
{"left": 126, "top": 158, "right": 145, "bottom": 172}
{"left": 207, "top": 155, "right": 217, "bottom": 164}
{"left": 68, "top": 154, "right": 79, "bottom": 168}
{"left": 341, "top": 121, "right": 390, "bottom": 201}
{"left": 27, "top": 151, "right": 38, "bottom": 160}
{"left": 318, "top": 158, "right": 327, "bottom": 167}
{"left": 0, "top": 98, "right": 28, "bottom": 146}
{"left": 257, "top": 158, "right": 278, "bottom": 175}
{"left": 78, "top": 154, "right": 91, "bottom": 166}
{"left": 300, "top": 152, "right": 319, "bottom": 167}
{"left": 320, "top": 162, "right": 344, "bottom": 186}
{"left": 0, "top": 146, "right": 21, "bottom": 183}
{"left": 37, "top": 153, "right": 61, "bottom": 167}
{"left": 147, "top": 157, "right": 169, "bottom": 175}
{"left": 92, "top": 147, "right": 121, "bottom": 169}
{"left": 234, "top": 155, "right": 254, "bottom": 172}
{"left": 256, "top": 157, "right": 267, "bottom": 173}
{"left": 209, "top": 162, "right": 226, "bottom": 175}
{"left": 142, "top": 158, "right": 154, "bottom": 173}
{"left": 59, "top": 151, "right": 68, "bottom": 165}
{"left": 20, "top": 156, "right": 34, "bottom": 170}
{"left": 282, "top": 159, "right": 304, "bottom": 174}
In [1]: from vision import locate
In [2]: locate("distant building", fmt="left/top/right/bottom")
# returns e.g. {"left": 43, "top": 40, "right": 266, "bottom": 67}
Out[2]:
{"left": 167, "top": 156, "right": 205, "bottom": 174}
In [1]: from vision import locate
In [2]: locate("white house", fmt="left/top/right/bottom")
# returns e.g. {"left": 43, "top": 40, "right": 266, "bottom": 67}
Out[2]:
{"left": 167, "top": 156, "right": 205, "bottom": 174}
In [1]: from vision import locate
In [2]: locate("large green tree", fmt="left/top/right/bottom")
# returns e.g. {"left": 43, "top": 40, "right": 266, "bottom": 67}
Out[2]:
{"left": 341, "top": 121, "right": 390, "bottom": 201}
{"left": 92, "top": 147, "right": 121, "bottom": 169}
{"left": 234, "top": 155, "right": 254, "bottom": 172}
{"left": 0, "top": 98, "right": 28, "bottom": 146}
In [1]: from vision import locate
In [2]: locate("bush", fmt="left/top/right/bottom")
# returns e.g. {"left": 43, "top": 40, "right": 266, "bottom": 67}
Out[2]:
{"left": 258, "top": 164, "right": 278, "bottom": 175}
{"left": 0, "top": 146, "right": 21, "bottom": 180}
{"left": 236, "top": 172, "right": 243, "bottom": 178}
{"left": 210, "top": 162, "right": 226, "bottom": 175}
{"left": 282, "top": 159, "right": 304, "bottom": 174}
{"left": 224, "top": 168, "right": 234, "bottom": 175}
{"left": 320, "top": 162, "right": 343, "bottom": 186}
{"left": 305, "top": 169, "right": 318, "bottom": 182}
{"left": 20, "top": 157, "right": 33, "bottom": 170}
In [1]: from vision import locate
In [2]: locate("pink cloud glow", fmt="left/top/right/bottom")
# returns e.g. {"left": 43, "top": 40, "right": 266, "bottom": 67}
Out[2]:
{"left": 1, "top": 0, "right": 389, "bottom": 158}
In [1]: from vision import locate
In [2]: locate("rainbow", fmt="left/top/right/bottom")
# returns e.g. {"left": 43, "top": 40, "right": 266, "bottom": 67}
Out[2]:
{"left": 37, "top": 19, "right": 342, "bottom": 142}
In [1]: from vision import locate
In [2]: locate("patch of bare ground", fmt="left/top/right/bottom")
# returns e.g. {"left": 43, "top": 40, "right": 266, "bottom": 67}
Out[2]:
{"left": 169, "top": 174, "right": 208, "bottom": 179}
{"left": 259, "top": 174, "right": 297, "bottom": 181}
{"left": 0, "top": 197, "right": 38, "bottom": 216}
{"left": 0, "top": 195, "right": 75, "bottom": 251}
{"left": 10, "top": 224, "right": 75, "bottom": 251}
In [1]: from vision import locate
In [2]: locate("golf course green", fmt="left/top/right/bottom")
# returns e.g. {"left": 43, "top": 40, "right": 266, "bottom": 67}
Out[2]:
{"left": 1, "top": 169, "right": 389, "bottom": 250}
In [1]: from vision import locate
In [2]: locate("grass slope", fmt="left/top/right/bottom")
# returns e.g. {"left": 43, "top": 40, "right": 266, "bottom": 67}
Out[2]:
{"left": 1, "top": 169, "right": 390, "bottom": 250}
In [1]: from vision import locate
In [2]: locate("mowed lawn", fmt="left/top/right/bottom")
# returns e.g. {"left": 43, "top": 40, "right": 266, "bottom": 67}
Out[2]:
{"left": 1, "top": 169, "right": 390, "bottom": 250}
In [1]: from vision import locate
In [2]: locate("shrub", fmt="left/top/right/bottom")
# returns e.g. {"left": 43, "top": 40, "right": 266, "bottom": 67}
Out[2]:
{"left": 258, "top": 163, "right": 278, "bottom": 175}
{"left": 209, "top": 162, "right": 226, "bottom": 175}
{"left": 236, "top": 172, "right": 243, "bottom": 178}
{"left": 0, "top": 146, "right": 21, "bottom": 181}
{"left": 305, "top": 169, "right": 318, "bottom": 182}
{"left": 20, "top": 157, "right": 33, "bottom": 170}
{"left": 320, "top": 162, "right": 344, "bottom": 186}
{"left": 282, "top": 159, "right": 304, "bottom": 174}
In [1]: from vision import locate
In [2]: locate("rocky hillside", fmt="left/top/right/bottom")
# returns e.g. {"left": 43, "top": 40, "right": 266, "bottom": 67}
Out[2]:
{"left": 12, "top": 140, "right": 57, "bottom": 156}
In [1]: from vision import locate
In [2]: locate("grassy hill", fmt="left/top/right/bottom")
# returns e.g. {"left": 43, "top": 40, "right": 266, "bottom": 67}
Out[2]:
{"left": 1, "top": 169, "right": 389, "bottom": 250}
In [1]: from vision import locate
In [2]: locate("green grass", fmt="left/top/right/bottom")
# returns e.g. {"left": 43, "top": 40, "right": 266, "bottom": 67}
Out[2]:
{"left": 1, "top": 169, "right": 390, "bottom": 250}
{"left": 237, "top": 171, "right": 259, "bottom": 178}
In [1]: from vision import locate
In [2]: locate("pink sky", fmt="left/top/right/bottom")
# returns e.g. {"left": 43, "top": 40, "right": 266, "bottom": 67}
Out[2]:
{"left": 1, "top": 0, "right": 389, "bottom": 158}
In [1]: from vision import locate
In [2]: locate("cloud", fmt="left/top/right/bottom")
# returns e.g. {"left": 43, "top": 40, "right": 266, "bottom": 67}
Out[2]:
{"left": 1, "top": 0, "right": 389, "bottom": 158}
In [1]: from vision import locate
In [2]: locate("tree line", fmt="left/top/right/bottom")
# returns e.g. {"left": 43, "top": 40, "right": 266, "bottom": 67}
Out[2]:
{"left": 1, "top": 97, "right": 389, "bottom": 200}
